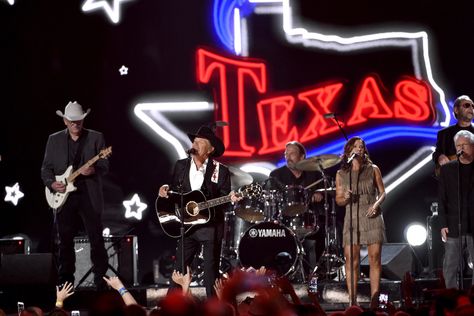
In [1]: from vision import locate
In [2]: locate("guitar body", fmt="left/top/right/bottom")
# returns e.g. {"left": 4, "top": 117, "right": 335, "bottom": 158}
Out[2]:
{"left": 45, "top": 165, "right": 77, "bottom": 210}
{"left": 156, "top": 190, "right": 212, "bottom": 238}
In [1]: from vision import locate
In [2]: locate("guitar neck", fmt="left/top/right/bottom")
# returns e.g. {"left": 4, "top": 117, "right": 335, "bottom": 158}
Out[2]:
{"left": 198, "top": 192, "right": 244, "bottom": 210}
{"left": 68, "top": 155, "right": 101, "bottom": 182}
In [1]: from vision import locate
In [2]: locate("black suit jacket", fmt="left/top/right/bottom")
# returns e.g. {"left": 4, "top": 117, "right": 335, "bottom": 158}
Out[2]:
{"left": 438, "top": 160, "right": 474, "bottom": 237}
{"left": 41, "top": 128, "right": 109, "bottom": 213}
{"left": 170, "top": 157, "right": 231, "bottom": 224}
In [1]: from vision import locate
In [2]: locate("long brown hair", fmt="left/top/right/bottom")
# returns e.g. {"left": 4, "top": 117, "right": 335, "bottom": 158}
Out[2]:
{"left": 340, "top": 136, "right": 372, "bottom": 171}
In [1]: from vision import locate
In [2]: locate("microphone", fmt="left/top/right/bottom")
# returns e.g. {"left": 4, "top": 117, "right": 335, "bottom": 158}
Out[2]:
{"left": 346, "top": 153, "right": 357, "bottom": 164}
{"left": 323, "top": 113, "right": 335, "bottom": 119}
{"left": 186, "top": 148, "right": 197, "bottom": 155}
{"left": 456, "top": 150, "right": 464, "bottom": 158}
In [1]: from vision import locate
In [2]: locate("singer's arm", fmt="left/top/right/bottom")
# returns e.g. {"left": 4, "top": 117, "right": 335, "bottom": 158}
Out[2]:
{"left": 335, "top": 170, "right": 351, "bottom": 206}
{"left": 370, "top": 165, "right": 386, "bottom": 212}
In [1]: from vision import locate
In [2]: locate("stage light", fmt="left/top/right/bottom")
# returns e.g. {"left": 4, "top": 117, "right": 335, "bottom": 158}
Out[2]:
{"left": 405, "top": 223, "right": 427, "bottom": 246}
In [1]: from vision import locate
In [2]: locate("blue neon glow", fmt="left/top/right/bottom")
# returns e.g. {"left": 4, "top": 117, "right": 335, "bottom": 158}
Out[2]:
{"left": 213, "top": 0, "right": 255, "bottom": 53}
{"left": 277, "top": 126, "right": 440, "bottom": 167}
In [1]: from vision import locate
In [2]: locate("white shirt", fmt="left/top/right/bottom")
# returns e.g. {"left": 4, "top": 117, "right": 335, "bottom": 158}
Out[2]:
{"left": 189, "top": 158, "right": 208, "bottom": 191}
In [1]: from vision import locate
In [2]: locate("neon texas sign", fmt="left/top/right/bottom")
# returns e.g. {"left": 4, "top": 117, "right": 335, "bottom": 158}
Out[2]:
{"left": 197, "top": 48, "right": 434, "bottom": 158}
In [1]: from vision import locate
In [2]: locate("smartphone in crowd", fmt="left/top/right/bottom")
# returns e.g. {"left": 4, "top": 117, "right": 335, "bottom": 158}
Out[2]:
{"left": 17, "top": 302, "right": 25, "bottom": 315}
{"left": 378, "top": 293, "right": 389, "bottom": 309}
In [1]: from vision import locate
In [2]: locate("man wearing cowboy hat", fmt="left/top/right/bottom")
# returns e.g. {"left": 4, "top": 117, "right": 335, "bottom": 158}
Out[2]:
{"left": 159, "top": 125, "right": 241, "bottom": 297}
{"left": 41, "top": 101, "right": 109, "bottom": 290}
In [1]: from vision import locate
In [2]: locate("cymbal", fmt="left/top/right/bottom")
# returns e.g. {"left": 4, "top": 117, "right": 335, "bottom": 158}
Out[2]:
{"left": 228, "top": 166, "right": 253, "bottom": 189}
{"left": 294, "top": 154, "right": 341, "bottom": 172}
{"left": 315, "top": 187, "right": 336, "bottom": 195}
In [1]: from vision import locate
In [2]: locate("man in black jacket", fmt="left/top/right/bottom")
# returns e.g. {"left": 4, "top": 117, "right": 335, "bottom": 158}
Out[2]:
{"left": 159, "top": 125, "right": 240, "bottom": 297}
{"left": 438, "top": 130, "right": 474, "bottom": 288}
{"left": 41, "top": 101, "right": 109, "bottom": 289}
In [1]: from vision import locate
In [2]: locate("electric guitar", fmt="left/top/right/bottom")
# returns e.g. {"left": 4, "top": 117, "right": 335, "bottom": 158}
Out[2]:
{"left": 45, "top": 146, "right": 112, "bottom": 210}
{"left": 156, "top": 183, "right": 262, "bottom": 238}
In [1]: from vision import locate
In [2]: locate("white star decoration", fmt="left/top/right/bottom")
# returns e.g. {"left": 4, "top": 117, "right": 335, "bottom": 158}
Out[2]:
{"left": 82, "top": 0, "right": 133, "bottom": 24}
{"left": 4, "top": 182, "right": 24, "bottom": 206}
{"left": 119, "top": 65, "right": 128, "bottom": 75}
{"left": 123, "top": 193, "right": 147, "bottom": 220}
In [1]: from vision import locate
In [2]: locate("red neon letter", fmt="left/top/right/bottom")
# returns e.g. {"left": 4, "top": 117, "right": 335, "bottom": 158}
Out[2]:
{"left": 257, "top": 96, "right": 299, "bottom": 155}
{"left": 197, "top": 49, "right": 267, "bottom": 157}
{"left": 347, "top": 76, "right": 393, "bottom": 126}
{"left": 393, "top": 79, "right": 433, "bottom": 121}
{"left": 298, "top": 83, "right": 343, "bottom": 142}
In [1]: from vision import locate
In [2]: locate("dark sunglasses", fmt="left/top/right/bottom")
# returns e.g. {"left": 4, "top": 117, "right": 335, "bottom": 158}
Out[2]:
{"left": 461, "top": 103, "right": 474, "bottom": 109}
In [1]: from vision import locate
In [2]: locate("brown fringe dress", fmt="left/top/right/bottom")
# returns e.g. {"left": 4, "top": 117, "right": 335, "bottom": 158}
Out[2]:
{"left": 338, "top": 164, "right": 386, "bottom": 246}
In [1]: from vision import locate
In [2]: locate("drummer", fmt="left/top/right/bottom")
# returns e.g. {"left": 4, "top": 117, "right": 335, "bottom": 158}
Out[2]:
{"left": 269, "top": 141, "right": 324, "bottom": 274}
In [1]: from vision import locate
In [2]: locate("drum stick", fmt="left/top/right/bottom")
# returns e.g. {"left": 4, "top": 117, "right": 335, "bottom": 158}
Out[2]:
{"left": 304, "top": 178, "right": 324, "bottom": 190}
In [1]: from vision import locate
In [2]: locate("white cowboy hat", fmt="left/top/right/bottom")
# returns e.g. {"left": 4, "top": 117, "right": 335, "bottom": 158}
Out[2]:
{"left": 56, "top": 101, "right": 91, "bottom": 121}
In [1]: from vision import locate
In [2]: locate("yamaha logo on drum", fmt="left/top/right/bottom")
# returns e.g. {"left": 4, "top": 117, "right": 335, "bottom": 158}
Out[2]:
{"left": 249, "top": 228, "right": 287, "bottom": 238}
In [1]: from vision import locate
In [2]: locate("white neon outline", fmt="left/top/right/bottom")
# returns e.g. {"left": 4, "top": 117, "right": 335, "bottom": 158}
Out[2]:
{"left": 119, "top": 65, "right": 128, "bottom": 75}
{"left": 233, "top": 8, "right": 242, "bottom": 56}
{"left": 123, "top": 193, "right": 147, "bottom": 220}
{"left": 7, "top": 0, "right": 14, "bottom": 5}
{"left": 134, "top": 102, "right": 214, "bottom": 159}
{"left": 81, "top": 0, "right": 133, "bottom": 24}
{"left": 247, "top": 0, "right": 450, "bottom": 127}
{"left": 385, "top": 146, "right": 435, "bottom": 194}
{"left": 4, "top": 182, "right": 24, "bottom": 206}
{"left": 240, "top": 162, "right": 276, "bottom": 177}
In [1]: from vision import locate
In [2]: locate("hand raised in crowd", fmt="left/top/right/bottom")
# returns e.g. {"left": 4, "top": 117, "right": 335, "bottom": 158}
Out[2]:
{"left": 172, "top": 266, "right": 192, "bottom": 294}
{"left": 213, "top": 277, "right": 227, "bottom": 300}
{"left": 56, "top": 281, "right": 74, "bottom": 308}
{"left": 312, "top": 192, "right": 323, "bottom": 203}
{"left": 158, "top": 184, "right": 169, "bottom": 198}
{"left": 103, "top": 275, "right": 125, "bottom": 290}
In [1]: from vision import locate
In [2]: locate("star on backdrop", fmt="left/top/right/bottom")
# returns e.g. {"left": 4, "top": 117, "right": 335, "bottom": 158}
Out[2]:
{"left": 123, "top": 193, "right": 147, "bottom": 220}
{"left": 82, "top": 0, "right": 134, "bottom": 24}
{"left": 119, "top": 65, "right": 129, "bottom": 76}
{"left": 4, "top": 182, "right": 24, "bottom": 206}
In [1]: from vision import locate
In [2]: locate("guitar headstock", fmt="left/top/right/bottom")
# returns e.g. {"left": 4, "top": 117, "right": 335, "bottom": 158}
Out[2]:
{"left": 99, "top": 146, "right": 112, "bottom": 159}
{"left": 239, "top": 183, "right": 262, "bottom": 198}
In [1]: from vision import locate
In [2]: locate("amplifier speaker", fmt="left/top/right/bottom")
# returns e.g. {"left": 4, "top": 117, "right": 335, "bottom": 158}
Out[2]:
{"left": 360, "top": 243, "right": 415, "bottom": 280}
{"left": 0, "top": 238, "right": 29, "bottom": 255}
{"left": 74, "top": 235, "right": 138, "bottom": 287}
{"left": 0, "top": 253, "right": 56, "bottom": 286}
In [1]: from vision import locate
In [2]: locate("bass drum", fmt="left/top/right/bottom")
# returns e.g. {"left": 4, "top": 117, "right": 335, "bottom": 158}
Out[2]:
{"left": 238, "top": 222, "right": 301, "bottom": 276}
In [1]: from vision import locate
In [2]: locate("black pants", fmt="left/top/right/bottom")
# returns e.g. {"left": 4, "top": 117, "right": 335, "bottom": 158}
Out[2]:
{"left": 171, "top": 224, "right": 223, "bottom": 297}
{"left": 55, "top": 191, "right": 108, "bottom": 285}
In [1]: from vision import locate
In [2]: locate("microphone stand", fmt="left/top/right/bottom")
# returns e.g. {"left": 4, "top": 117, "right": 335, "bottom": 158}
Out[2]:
{"left": 178, "top": 155, "right": 192, "bottom": 274}
{"left": 348, "top": 164, "right": 356, "bottom": 305}
{"left": 456, "top": 155, "right": 463, "bottom": 289}
{"left": 333, "top": 114, "right": 348, "bottom": 141}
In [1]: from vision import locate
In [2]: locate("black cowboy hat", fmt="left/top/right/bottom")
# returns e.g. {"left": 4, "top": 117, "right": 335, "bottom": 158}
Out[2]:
{"left": 187, "top": 125, "right": 225, "bottom": 157}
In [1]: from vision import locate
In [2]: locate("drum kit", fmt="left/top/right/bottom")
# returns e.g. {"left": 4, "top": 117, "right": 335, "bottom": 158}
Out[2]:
{"left": 221, "top": 154, "right": 345, "bottom": 281}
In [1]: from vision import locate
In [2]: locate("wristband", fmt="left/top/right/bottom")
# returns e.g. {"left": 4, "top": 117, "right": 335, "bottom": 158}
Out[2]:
{"left": 118, "top": 287, "right": 128, "bottom": 296}
{"left": 55, "top": 301, "right": 63, "bottom": 308}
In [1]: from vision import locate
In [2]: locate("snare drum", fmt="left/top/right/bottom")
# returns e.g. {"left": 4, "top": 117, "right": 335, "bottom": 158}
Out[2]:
{"left": 238, "top": 222, "right": 301, "bottom": 276}
{"left": 281, "top": 185, "right": 308, "bottom": 216}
